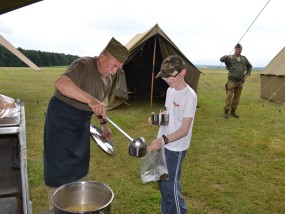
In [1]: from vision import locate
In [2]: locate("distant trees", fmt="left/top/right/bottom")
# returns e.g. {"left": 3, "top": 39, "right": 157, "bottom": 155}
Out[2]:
{"left": 0, "top": 45, "right": 79, "bottom": 67}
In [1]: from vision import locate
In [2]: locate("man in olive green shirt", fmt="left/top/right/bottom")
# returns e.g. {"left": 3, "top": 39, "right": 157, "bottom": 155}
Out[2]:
{"left": 220, "top": 43, "right": 252, "bottom": 118}
{"left": 44, "top": 37, "right": 129, "bottom": 209}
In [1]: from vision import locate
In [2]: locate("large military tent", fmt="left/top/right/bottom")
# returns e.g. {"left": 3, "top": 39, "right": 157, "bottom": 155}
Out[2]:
{"left": 105, "top": 24, "right": 201, "bottom": 110}
{"left": 260, "top": 47, "right": 285, "bottom": 104}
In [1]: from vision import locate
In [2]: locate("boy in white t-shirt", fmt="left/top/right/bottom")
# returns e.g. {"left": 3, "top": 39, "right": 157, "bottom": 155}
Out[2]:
{"left": 149, "top": 55, "right": 197, "bottom": 214}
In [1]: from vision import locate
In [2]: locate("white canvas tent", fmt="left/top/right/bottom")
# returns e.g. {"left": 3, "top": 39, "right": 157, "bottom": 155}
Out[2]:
{"left": 260, "top": 47, "right": 285, "bottom": 104}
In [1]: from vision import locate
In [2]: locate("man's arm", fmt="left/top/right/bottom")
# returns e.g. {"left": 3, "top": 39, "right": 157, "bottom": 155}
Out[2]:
{"left": 244, "top": 57, "right": 252, "bottom": 75}
{"left": 55, "top": 75, "right": 95, "bottom": 105}
{"left": 55, "top": 75, "right": 107, "bottom": 117}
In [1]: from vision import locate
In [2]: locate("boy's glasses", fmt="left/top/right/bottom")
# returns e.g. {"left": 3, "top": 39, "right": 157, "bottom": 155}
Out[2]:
{"left": 162, "top": 70, "right": 181, "bottom": 81}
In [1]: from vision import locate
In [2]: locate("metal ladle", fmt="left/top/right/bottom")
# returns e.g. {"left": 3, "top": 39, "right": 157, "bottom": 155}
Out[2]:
{"left": 105, "top": 117, "right": 147, "bottom": 158}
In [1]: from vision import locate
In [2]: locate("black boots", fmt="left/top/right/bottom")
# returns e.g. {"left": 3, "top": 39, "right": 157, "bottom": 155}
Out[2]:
{"left": 224, "top": 110, "right": 239, "bottom": 118}
{"left": 224, "top": 110, "right": 229, "bottom": 119}
{"left": 231, "top": 110, "right": 239, "bottom": 118}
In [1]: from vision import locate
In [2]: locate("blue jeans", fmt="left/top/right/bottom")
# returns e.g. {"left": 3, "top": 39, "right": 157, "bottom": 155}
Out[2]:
{"left": 158, "top": 148, "right": 187, "bottom": 214}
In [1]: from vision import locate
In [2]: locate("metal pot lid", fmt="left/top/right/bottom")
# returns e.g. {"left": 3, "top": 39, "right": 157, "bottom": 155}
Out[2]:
{"left": 90, "top": 125, "right": 116, "bottom": 156}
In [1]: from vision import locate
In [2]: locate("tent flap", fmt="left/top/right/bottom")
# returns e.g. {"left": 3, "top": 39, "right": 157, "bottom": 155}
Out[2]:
{"left": 0, "top": 0, "right": 42, "bottom": 15}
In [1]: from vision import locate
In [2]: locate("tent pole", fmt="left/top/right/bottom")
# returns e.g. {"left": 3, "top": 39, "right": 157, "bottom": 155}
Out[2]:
{"left": 150, "top": 37, "right": 157, "bottom": 113}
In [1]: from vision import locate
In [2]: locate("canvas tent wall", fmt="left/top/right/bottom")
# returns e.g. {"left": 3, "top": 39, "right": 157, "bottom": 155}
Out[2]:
{"left": 0, "top": 0, "right": 42, "bottom": 15}
{"left": 105, "top": 24, "right": 201, "bottom": 109}
{"left": 260, "top": 47, "right": 285, "bottom": 104}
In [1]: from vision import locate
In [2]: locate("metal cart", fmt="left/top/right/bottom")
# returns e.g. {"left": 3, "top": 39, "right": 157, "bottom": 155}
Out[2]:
{"left": 0, "top": 101, "right": 32, "bottom": 214}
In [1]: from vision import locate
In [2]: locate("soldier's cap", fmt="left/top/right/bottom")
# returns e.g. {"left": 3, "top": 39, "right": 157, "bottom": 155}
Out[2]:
{"left": 105, "top": 37, "right": 129, "bottom": 63}
{"left": 155, "top": 55, "right": 186, "bottom": 79}
{"left": 235, "top": 43, "right": 242, "bottom": 49}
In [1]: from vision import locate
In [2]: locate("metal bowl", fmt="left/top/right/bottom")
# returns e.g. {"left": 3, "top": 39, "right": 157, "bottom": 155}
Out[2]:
{"left": 52, "top": 181, "right": 114, "bottom": 214}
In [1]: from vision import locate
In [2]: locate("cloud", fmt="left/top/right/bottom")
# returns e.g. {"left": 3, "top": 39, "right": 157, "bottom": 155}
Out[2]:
{"left": 0, "top": 0, "right": 284, "bottom": 66}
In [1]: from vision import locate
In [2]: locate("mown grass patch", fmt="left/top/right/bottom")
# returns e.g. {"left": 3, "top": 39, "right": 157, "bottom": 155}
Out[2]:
{"left": 1, "top": 67, "right": 285, "bottom": 213}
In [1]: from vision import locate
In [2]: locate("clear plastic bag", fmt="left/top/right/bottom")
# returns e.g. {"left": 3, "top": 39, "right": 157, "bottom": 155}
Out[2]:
{"left": 0, "top": 94, "right": 18, "bottom": 118}
{"left": 140, "top": 145, "right": 168, "bottom": 183}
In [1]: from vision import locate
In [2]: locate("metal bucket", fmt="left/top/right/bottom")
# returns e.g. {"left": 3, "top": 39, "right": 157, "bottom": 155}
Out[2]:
{"left": 52, "top": 181, "right": 114, "bottom": 214}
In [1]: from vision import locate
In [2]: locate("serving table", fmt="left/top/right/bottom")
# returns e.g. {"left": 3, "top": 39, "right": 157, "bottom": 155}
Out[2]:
{"left": 0, "top": 102, "right": 32, "bottom": 214}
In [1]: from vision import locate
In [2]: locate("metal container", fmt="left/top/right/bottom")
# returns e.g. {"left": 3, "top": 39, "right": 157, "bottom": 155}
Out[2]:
{"left": 52, "top": 181, "right": 114, "bottom": 214}
{"left": 151, "top": 113, "right": 169, "bottom": 126}
{"left": 128, "top": 137, "right": 147, "bottom": 157}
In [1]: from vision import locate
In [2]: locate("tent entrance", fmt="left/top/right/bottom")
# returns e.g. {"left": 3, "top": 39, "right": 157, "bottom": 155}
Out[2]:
{"left": 105, "top": 24, "right": 201, "bottom": 110}
{"left": 123, "top": 35, "right": 168, "bottom": 100}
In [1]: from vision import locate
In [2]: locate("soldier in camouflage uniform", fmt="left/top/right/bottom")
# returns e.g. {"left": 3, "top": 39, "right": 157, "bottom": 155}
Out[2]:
{"left": 220, "top": 43, "right": 252, "bottom": 119}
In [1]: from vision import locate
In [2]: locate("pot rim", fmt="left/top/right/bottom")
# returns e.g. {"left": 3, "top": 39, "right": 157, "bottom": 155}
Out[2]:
{"left": 52, "top": 180, "right": 114, "bottom": 212}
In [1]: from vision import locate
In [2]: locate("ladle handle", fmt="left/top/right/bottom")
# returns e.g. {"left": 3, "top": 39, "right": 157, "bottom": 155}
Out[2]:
{"left": 105, "top": 117, "right": 134, "bottom": 142}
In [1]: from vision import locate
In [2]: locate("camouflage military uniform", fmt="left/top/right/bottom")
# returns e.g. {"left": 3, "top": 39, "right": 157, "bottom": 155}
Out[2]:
{"left": 220, "top": 54, "right": 252, "bottom": 117}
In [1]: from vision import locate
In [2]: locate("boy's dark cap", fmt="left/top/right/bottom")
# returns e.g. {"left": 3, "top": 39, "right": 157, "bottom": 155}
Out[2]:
{"left": 105, "top": 37, "right": 129, "bottom": 63}
{"left": 155, "top": 55, "right": 186, "bottom": 78}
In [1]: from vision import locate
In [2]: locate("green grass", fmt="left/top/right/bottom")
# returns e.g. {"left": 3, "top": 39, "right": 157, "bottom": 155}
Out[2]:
{"left": 1, "top": 67, "right": 285, "bottom": 213}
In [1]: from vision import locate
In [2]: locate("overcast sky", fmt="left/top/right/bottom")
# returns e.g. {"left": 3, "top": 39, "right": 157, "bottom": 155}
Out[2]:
{"left": 0, "top": 0, "right": 284, "bottom": 67}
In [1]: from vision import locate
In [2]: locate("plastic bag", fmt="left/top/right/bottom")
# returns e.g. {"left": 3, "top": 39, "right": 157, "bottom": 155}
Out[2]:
{"left": 140, "top": 145, "right": 168, "bottom": 183}
{"left": 0, "top": 94, "right": 18, "bottom": 118}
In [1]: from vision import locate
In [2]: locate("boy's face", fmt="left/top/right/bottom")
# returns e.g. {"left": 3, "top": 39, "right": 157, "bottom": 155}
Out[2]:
{"left": 162, "top": 70, "right": 184, "bottom": 88}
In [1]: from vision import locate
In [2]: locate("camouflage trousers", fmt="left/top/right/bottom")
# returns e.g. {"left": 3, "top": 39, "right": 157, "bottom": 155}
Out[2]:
{"left": 224, "top": 80, "right": 243, "bottom": 112}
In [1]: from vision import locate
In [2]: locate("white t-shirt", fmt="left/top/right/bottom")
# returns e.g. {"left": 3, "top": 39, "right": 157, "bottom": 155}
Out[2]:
{"left": 157, "top": 85, "right": 197, "bottom": 151}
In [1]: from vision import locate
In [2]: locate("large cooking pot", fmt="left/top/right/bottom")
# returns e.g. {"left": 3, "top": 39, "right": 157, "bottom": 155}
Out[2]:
{"left": 52, "top": 181, "right": 114, "bottom": 214}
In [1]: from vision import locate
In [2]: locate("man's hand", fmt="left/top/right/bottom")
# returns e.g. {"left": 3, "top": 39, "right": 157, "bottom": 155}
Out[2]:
{"left": 243, "top": 74, "right": 249, "bottom": 82}
{"left": 225, "top": 55, "right": 232, "bottom": 60}
{"left": 88, "top": 101, "right": 106, "bottom": 118}
{"left": 102, "top": 125, "right": 112, "bottom": 140}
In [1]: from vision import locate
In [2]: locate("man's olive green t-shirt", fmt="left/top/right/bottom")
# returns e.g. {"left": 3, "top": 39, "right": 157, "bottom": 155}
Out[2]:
{"left": 54, "top": 57, "right": 112, "bottom": 111}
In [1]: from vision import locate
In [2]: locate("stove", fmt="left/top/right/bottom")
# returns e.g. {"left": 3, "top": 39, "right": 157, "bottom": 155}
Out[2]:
{"left": 0, "top": 102, "right": 32, "bottom": 214}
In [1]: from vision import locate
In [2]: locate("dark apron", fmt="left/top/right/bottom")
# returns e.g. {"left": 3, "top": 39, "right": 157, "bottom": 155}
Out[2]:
{"left": 44, "top": 96, "right": 93, "bottom": 187}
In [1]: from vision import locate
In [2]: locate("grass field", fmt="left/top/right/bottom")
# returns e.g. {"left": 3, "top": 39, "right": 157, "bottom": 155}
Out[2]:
{"left": 1, "top": 67, "right": 285, "bottom": 214}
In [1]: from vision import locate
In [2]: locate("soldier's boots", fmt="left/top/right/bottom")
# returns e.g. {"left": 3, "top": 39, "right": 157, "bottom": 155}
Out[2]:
{"left": 224, "top": 110, "right": 229, "bottom": 119}
{"left": 231, "top": 110, "right": 239, "bottom": 118}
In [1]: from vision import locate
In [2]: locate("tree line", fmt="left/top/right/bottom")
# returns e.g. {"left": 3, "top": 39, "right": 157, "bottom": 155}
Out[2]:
{"left": 0, "top": 45, "right": 79, "bottom": 67}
